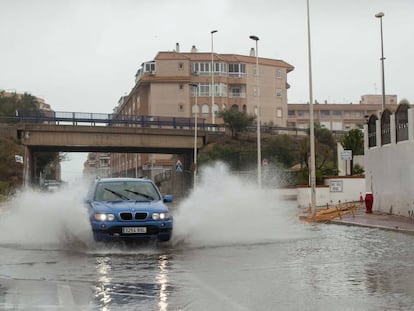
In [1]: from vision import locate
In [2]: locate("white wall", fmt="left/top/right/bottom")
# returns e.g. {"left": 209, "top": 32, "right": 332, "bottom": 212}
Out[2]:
{"left": 296, "top": 177, "right": 365, "bottom": 208}
{"left": 364, "top": 108, "right": 414, "bottom": 217}
{"left": 365, "top": 140, "right": 414, "bottom": 216}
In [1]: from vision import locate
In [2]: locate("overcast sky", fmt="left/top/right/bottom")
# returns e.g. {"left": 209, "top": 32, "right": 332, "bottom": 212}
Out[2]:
{"left": 2, "top": 0, "right": 414, "bottom": 114}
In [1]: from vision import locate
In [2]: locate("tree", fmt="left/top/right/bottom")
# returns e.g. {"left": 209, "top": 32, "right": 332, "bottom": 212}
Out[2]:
{"left": 0, "top": 137, "right": 24, "bottom": 198}
{"left": 0, "top": 91, "right": 38, "bottom": 118}
{"left": 263, "top": 135, "right": 300, "bottom": 168}
{"left": 218, "top": 109, "right": 255, "bottom": 138}
{"left": 298, "top": 124, "right": 338, "bottom": 184}
{"left": 341, "top": 128, "right": 364, "bottom": 175}
{"left": 0, "top": 92, "right": 59, "bottom": 191}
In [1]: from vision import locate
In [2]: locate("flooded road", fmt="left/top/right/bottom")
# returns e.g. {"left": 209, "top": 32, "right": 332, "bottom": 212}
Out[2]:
{"left": 1, "top": 225, "right": 414, "bottom": 310}
{"left": 0, "top": 164, "right": 414, "bottom": 310}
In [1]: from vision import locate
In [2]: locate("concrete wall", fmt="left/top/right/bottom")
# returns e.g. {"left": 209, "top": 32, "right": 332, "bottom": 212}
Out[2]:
{"left": 296, "top": 176, "right": 365, "bottom": 208}
{"left": 364, "top": 107, "right": 414, "bottom": 217}
{"left": 337, "top": 142, "right": 364, "bottom": 176}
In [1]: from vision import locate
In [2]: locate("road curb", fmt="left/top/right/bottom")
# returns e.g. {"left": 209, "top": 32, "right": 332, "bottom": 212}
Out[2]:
{"left": 330, "top": 218, "right": 414, "bottom": 235}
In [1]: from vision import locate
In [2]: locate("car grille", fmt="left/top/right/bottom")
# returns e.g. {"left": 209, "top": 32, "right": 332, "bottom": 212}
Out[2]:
{"left": 135, "top": 212, "right": 148, "bottom": 220}
{"left": 119, "top": 212, "right": 148, "bottom": 221}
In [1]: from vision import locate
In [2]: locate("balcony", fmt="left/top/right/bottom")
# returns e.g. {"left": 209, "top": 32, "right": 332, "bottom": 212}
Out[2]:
{"left": 228, "top": 92, "right": 246, "bottom": 98}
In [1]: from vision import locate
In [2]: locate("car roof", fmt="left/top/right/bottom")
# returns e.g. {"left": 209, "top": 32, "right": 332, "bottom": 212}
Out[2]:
{"left": 95, "top": 177, "right": 152, "bottom": 183}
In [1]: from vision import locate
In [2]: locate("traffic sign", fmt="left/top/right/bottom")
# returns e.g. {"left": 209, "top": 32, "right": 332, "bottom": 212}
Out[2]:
{"left": 341, "top": 150, "right": 352, "bottom": 161}
{"left": 176, "top": 160, "right": 183, "bottom": 172}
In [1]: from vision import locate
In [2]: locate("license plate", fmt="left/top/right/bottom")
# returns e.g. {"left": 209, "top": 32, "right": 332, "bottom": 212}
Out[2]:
{"left": 122, "top": 227, "right": 147, "bottom": 234}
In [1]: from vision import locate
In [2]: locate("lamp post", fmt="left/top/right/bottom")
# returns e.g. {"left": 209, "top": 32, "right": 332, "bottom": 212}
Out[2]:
{"left": 189, "top": 83, "right": 199, "bottom": 189}
{"left": 307, "top": 0, "right": 316, "bottom": 215}
{"left": 249, "top": 35, "right": 262, "bottom": 188}
{"left": 375, "top": 12, "right": 386, "bottom": 112}
{"left": 211, "top": 30, "right": 218, "bottom": 126}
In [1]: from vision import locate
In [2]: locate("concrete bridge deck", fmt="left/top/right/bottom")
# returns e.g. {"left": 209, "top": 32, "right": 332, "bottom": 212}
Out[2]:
{"left": 17, "top": 123, "right": 211, "bottom": 154}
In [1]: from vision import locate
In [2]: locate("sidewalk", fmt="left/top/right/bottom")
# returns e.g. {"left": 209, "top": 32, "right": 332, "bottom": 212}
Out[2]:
{"left": 330, "top": 208, "right": 414, "bottom": 234}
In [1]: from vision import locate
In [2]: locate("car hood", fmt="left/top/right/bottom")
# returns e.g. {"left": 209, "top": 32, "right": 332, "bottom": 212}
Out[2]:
{"left": 90, "top": 200, "right": 169, "bottom": 213}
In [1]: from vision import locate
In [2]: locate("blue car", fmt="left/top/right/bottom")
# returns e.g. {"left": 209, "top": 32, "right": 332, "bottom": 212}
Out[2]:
{"left": 85, "top": 178, "right": 173, "bottom": 242}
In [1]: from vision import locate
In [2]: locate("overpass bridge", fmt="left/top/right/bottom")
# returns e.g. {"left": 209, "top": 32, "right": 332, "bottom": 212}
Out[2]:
{"left": 2, "top": 110, "right": 222, "bottom": 184}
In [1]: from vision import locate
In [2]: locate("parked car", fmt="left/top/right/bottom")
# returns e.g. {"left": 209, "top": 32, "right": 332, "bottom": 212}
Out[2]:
{"left": 85, "top": 177, "right": 173, "bottom": 242}
{"left": 43, "top": 180, "right": 61, "bottom": 192}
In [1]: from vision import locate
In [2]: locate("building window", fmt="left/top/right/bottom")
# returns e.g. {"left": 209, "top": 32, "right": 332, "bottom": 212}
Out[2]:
{"left": 229, "top": 85, "right": 245, "bottom": 98}
{"left": 332, "top": 111, "right": 342, "bottom": 118}
{"left": 190, "top": 84, "right": 199, "bottom": 96}
{"left": 320, "top": 110, "right": 330, "bottom": 118}
{"left": 143, "top": 62, "right": 155, "bottom": 72}
{"left": 216, "top": 83, "right": 227, "bottom": 97}
{"left": 192, "top": 104, "right": 199, "bottom": 114}
{"left": 178, "top": 104, "right": 184, "bottom": 112}
{"left": 192, "top": 62, "right": 211, "bottom": 75}
{"left": 214, "top": 63, "right": 227, "bottom": 75}
{"left": 202, "top": 104, "right": 209, "bottom": 117}
{"left": 276, "top": 108, "right": 282, "bottom": 118}
{"left": 276, "top": 89, "right": 282, "bottom": 97}
{"left": 288, "top": 110, "right": 295, "bottom": 117}
{"left": 179, "top": 84, "right": 184, "bottom": 90}
{"left": 297, "top": 110, "right": 309, "bottom": 117}
{"left": 228, "top": 63, "right": 246, "bottom": 77}
{"left": 231, "top": 87, "right": 241, "bottom": 97}
{"left": 199, "top": 83, "right": 211, "bottom": 96}
{"left": 178, "top": 63, "right": 184, "bottom": 70}
{"left": 276, "top": 69, "right": 282, "bottom": 78}
{"left": 343, "top": 111, "right": 361, "bottom": 118}
{"left": 213, "top": 104, "right": 219, "bottom": 115}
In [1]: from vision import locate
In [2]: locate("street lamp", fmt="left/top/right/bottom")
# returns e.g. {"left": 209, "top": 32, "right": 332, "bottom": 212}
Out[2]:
{"left": 211, "top": 30, "right": 218, "bottom": 126}
{"left": 249, "top": 35, "right": 262, "bottom": 188}
{"left": 375, "top": 12, "right": 386, "bottom": 112}
{"left": 307, "top": 0, "right": 316, "bottom": 215}
{"left": 189, "top": 83, "right": 199, "bottom": 189}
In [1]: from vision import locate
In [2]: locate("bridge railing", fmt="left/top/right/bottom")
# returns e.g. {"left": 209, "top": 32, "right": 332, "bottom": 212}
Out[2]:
{"left": 0, "top": 110, "right": 223, "bottom": 131}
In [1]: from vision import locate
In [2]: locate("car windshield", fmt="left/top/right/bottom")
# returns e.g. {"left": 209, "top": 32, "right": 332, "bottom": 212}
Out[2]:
{"left": 94, "top": 180, "right": 161, "bottom": 202}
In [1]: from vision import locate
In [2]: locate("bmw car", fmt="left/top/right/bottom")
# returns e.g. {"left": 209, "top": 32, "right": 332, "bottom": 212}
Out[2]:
{"left": 85, "top": 178, "right": 173, "bottom": 242}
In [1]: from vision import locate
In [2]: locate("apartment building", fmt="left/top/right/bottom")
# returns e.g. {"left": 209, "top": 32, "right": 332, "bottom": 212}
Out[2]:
{"left": 287, "top": 95, "right": 399, "bottom": 131}
{"left": 111, "top": 45, "right": 294, "bottom": 176}
{"left": 83, "top": 152, "right": 111, "bottom": 178}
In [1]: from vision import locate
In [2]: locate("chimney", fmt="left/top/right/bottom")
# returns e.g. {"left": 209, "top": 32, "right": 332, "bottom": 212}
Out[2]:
{"left": 250, "top": 48, "right": 255, "bottom": 57}
{"left": 175, "top": 42, "right": 180, "bottom": 53}
{"left": 191, "top": 45, "right": 198, "bottom": 53}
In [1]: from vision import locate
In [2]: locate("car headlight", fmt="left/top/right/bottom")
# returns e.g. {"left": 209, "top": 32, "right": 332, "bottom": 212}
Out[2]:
{"left": 152, "top": 213, "right": 169, "bottom": 220}
{"left": 94, "top": 213, "right": 115, "bottom": 221}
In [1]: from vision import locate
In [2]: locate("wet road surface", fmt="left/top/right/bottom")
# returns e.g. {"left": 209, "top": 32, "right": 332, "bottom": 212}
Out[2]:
{"left": 1, "top": 223, "right": 414, "bottom": 311}
{"left": 1, "top": 166, "right": 414, "bottom": 310}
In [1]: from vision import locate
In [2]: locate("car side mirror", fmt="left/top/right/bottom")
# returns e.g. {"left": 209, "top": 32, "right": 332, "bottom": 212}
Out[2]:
{"left": 163, "top": 195, "right": 173, "bottom": 203}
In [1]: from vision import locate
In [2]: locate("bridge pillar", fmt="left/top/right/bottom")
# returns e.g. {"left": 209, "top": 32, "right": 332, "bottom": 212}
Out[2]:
{"left": 23, "top": 146, "right": 31, "bottom": 187}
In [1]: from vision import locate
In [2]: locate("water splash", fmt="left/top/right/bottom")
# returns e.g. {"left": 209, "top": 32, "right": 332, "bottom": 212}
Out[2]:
{"left": 171, "top": 162, "right": 304, "bottom": 247}
{"left": 0, "top": 163, "right": 305, "bottom": 251}
{"left": 0, "top": 180, "right": 94, "bottom": 250}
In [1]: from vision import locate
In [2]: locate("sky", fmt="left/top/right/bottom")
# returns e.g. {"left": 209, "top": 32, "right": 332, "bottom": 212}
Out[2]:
{"left": 2, "top": 0, "right": 414, "bottom": 112}
{"left": 1, "top": 0, "right": 414, "bottom": 180}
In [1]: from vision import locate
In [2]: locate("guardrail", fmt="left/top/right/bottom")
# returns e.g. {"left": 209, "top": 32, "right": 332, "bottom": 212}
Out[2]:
{"left": 0, "top": 110, "right": 312, "bottom": 135}
{"left": 0, "top": 110, "right": 222, "bottom": 131}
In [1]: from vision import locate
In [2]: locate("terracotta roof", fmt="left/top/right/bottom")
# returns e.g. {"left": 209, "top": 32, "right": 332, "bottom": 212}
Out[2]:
{"left": 155, "top": 51, "right": 294, "bottom": 72}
